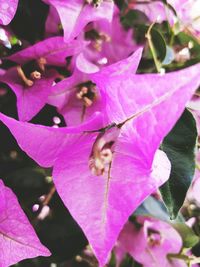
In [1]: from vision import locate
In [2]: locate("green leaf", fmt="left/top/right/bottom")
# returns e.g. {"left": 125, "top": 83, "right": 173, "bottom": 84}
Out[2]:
{"left": 160, "top": 109, "right": 197, "bottom": 219}
{"left": 150, "top": 26, "right": 167, "bottom": 62}
{"left": 134, "top": 24, "right": 167, "bottom": 63}
{"left": 171, "top": 222, "right": 199, "bottom": 248}
{"left": 120, "top": 9, "right": 149, "bottom": 29}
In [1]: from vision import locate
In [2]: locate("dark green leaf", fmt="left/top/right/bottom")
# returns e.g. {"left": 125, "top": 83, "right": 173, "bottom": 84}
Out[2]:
{"left": 160, "top": 109, "right": 197, "bottom": 219}
{"left": 134, "top": 24, "right": 167, "bottom": 61}
{"left": 151, "top": 26, "right": 167, "bottom": 62}
{"left": 121, "top": 9, "right": 149, "bottom": 29}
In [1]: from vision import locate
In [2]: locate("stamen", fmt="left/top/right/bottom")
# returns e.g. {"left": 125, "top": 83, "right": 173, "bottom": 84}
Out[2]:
{"left": 89, "top": 126, "right": 120, "bottom": 176}
{"left": 147, "top": 233, "right": 161, "bottom": 247}
{"left": 85, "top": 0, "right": 103, "bottom": 7}
{"left": 30, "top": 71, "right": 41, "bottom": 80}
{"left": 17, "top": 57, "right": 47, "bottom": 87}
{"left": 147, "top": 228, "right": 162, "bottom": 247}
{"left": 76, "top": 82, "right": 97, "bottom": 108}
{"left": 85, "top": 29, "right": 111, "bottom": 52}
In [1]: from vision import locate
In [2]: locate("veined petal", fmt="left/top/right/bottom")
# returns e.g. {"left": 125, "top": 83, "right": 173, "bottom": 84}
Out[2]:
{"left": 1, "top": 68, "right": 57, "bottom": 121}
{"left": 8, "top": 36, "right": 88, "bottom": 67}
{"left": 0, "top": 112, "right": 103, "bottom": 167}
{"left": 92, "top": 64, "right": 200, "bottom": 166}
{"left": 52, "top": 139, "right": 170, "bottom": 266}
{"left": 0, "top": 180, "right": 50, "bottom": 267}
{"left": 44, "top": 0, "right": 114, "bottom": 41}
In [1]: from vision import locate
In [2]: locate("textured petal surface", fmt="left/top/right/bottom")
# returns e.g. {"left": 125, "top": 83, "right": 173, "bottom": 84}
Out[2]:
{"left": 92, "top": 64, "right": 200, "bottom": 166}
{"left": 0, "top": 180, "right": 50, "bottom": 267}
{"left": 0, "top": 111, "right": 170, "bottom": 266}
{"left": 8, "top": 37, "right": 87, "bottom": 67}
{"left": 45, "top": 0, "right": 114, "bottom": 41}
{"left": 0, "top": 112, "right": 103, "bottom": 167}
{"left": 0, "top": 64, "right": 199, "bottom": 266}
{"left": 89, "top": 47, "right": 143, "bottom": 77}
{"left": 1, "top": 68, "right": 56, "bottom": 121}
{"left": 0, "top": 0, "right": 18, "bottom": 25}
{"left": 53, "top": 141, "right": 170, "bottom": 266}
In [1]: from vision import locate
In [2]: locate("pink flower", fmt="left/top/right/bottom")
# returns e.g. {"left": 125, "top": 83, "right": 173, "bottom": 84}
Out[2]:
{"left": 75, "top": 7, "right": 140, "bottom": 73}
{"left": 1, "top": 37, "right": 88, "bottom": 121}
{"left": 43, "top": 0, "right": 114, "bottom": 42}
{"left": 1, "top": 67, "right": 57, "bottom": 121}
{"left": 0, "top": 62, "right": 200, "bottom": 265}
{"left": 115, "top": 218, "right": 186, "bottom": 267}
{"left": 0, "top": 179, "right": 50, "bottom": 267}
{"left": 48, "top": 48, "right": 143, "bottom": 125}
{"left": 0, "top": 111, "right": 171, "bottom": 267}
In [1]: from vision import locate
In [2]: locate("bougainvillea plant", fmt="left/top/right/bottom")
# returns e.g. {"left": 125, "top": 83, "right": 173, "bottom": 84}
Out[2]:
{"left": 1, "top": 0, "right": 200, "bottom": 267}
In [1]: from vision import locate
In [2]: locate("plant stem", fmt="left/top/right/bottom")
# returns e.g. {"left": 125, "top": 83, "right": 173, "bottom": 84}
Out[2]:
{"left": 145, "top": 23, "right": 162, "bottom": 72}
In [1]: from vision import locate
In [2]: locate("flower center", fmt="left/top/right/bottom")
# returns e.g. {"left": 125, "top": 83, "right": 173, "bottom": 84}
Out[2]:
{"left": 85, "top": 0, "right": 103, "bottom": 7}
{"left": 17, "top": 57, "right": 47, "bottom": 87}
{"left": 85, "top": 29, "right": 111, "bottom": 52}
{"left": 76, "top": 81, "right": 97, "bottom": 108}
{"left": 147, "top": 228, "right": 162, "bottom": 247}
{"left": 89, "top": 126, "right": 120, "bottom": 176}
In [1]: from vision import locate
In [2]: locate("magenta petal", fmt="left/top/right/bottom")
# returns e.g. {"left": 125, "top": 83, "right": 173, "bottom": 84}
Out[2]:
{"left": 52, "top": 141, "right": 170, "bottom": 266}
{"left": 49, "top": 48, "right": 143, "bottom": 125}
{"left": 1, "top": 68, "right": 57, "bottom": 121}
{"left": 0, "top": 180, "right": 5, "bottom": 213}
{"left": 45, "top": 6, "right": 60, "bottom": 36}
{"left": 0, "top": 112, "right": 103, "bottom": 167}
{"left": 48, "top": 70, "right": 100, "bottom": 125}
{"left": 92, "top": 64, "right": 200, "bottom": 166}
{"left": 0, "top": 0, "right": 18, "bottom": 25}
{"left": 89, "top": 47, "right": 143, "bottom": 78}
{"left": 117, "top": 218, "right": 183, "bottom": 267}
{"left": 8, "top": 37, "right": 88, "bottom": 67}
{"left": 44, "top": 0, "right": 114, "bottom": 41}
{"left": 48, "top": 70, "right": 85, "bottom": 110}
{"left": 1, "top": 63, "right": 199, "bottom": 267}
{"left": 0, "top": 179, "right": 50, "bottom": 267}
{"left": 76, "top": 52, "right": 101, "bottom": 74}
{"left": 0, "top": 110, "right": 170, "bottom": 266}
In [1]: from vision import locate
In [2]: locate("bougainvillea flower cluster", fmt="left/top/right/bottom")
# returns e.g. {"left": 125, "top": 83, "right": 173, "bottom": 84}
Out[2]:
{"left": 1, "top": 0, "right": 200, "bottom": 267}
{"left": 1, "top": 61, "right": 200, "bottom": 265}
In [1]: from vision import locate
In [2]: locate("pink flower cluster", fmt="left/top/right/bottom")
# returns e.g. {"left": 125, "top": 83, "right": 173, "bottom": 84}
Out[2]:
{"left": 0, "top": 0, "right": 200, "bottom": 266}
